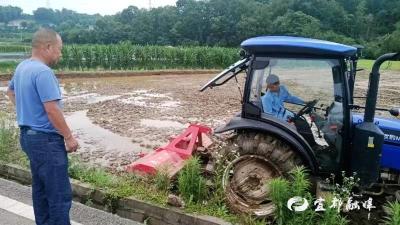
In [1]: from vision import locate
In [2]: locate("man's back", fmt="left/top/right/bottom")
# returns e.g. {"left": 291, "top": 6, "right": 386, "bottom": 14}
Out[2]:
{"left": 9, "top": 59, "right": 61, "bottom": 133}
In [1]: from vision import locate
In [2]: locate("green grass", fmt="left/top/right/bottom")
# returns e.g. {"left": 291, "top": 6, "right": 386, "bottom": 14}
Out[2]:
{"left": 358, "top": 59, "right": 400, "bottom": 71}
{"left": 0, "top": 61, "right": 19, "bottom": 73}
{"left": 0, "top": 113, "right": 28, "bottom": 168}
{"left": 68, "top": 156, "right": 168, "bottom": 206}
{"left": 154, "top": 167, "right": 172, "bottom": 192}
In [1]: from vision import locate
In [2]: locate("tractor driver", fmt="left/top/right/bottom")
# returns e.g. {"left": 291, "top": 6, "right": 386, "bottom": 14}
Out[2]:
{"left": 261, "top": 74, "right": 305, "bottom": 122}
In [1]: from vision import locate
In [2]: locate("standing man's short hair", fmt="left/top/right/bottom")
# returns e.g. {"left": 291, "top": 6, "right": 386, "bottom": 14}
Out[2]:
{"left": 32, "top": 28, "right": 59, "bottom": 49}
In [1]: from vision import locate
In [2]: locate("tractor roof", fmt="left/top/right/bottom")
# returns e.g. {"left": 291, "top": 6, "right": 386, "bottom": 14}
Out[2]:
{"left": 241, "top": 36, "right": 357, "bottom": 57}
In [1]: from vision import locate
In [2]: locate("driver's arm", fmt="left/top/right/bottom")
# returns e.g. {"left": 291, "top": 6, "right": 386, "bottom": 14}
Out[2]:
{"left": 281, "top": 85, "right": 305, "bottom": 104}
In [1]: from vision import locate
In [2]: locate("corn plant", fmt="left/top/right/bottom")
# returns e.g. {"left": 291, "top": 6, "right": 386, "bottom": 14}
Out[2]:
{"left": 0, "top": 45, "right": 30, "bottom": 53}
{"left": 268, "top": 166, "right": 348, "bottom": 225}
{"left": 178, "top": 157, "right": 207, "bottom": 204}
{"left": 382, "top": 201, "right": 400, "bottom": 225}
{"left": 269, "top": 177, "right": 291, "bottom": 225}
{"left": 59, "top": 44, "right": 238, "bottom": 71}
{"left": 318, "top": 196, "right": 348, "bottom": 225}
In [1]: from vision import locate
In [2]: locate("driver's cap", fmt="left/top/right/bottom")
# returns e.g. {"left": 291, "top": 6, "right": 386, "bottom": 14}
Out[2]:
{"left": 266, "top": 74, "right": 279, "bottom": 85}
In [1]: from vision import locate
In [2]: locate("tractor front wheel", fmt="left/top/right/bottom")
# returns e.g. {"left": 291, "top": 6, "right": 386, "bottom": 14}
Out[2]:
{"left": 222, "top": 132, "right": 304, "bottom": 218}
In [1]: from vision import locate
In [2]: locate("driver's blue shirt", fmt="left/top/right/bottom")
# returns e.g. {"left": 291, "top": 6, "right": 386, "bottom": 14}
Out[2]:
{"left": 261, "top": 85, "right": 304, "bottom": 121}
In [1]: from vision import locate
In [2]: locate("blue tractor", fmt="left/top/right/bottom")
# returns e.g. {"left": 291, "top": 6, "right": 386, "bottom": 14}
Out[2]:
{"left": 200, "top": 36, "right": 400, "bottom": 217}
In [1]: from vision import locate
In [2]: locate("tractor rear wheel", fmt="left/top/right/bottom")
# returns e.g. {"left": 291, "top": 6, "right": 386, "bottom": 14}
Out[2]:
{"left": 222, "top": 132, "right": 304, "bottom": 218}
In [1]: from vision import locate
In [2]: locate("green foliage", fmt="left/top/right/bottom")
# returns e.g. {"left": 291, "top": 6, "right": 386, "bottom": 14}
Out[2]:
{"left": 68, "top": 158, "right": 116, "bottom": 187}
{"left": 382, "top": 201, "right": 400, "bottom": 225}
{"left": 237, "top": 215, "right": 267, "bottom": 225}
{"left": 153, "top": 167, "right": 171, "bottom": 192}
{"left": 178, "top": 157, "right": 208, "bottom": 204}
{"left": 0, "top": 6, "right": 22, "bottom": 24}
{"left": 0, "top": 113, "right": 28, "bottom": 167}
{"left": 318, "top": 196, "right": 348, "bottom": 225}
{"left": 326, "top": 171, "right": 360, "bottom": 200}
{"left": 289, "top": 166, "right": 311, "bottom": 197}
{"left": 380, "top": 23, "right": 400, "bottom": 55}
{"left": 272, "top": 11, "right": 322, "bottom": 37}
{"left": 0, "top": 61, "right": 18, "bottom": 73}
{"left": 0, "top": 45, "right": 30, "bottom": 53}
{"left": 56, "top": 44, "right": 238, "bottom": 71}
{"left": 269, "top": 167, "right": 315, "bottom": 225}
{"left": 2, "top": 1, "right": 400, "bottom": 56}
{"left": 68, "top": 156, "right": 168, "bottom": 206}
{"left": 269, "top": 177, "right": 291, "bottom": 225}
{"left": 269, "top": 167, "right": 348, "bottom": 225}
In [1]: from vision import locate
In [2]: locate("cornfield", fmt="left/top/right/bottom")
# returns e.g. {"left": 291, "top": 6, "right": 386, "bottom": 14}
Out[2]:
{"left": 57, "top": 43, "right": 239, "bottom": 70}
{"left": 0, "top": 45, "right": 31, "bottom": 53}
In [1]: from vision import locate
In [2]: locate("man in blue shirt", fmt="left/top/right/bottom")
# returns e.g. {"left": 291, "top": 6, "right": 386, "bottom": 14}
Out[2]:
{"left": 261, "top": 74, "right": 305, "bottom": 122}
{"left": 7, "top": 28, "right": 78, "bottom": 225}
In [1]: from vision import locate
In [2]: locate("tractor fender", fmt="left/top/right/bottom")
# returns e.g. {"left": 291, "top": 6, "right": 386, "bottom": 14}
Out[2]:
{"left": 215, "top": 116, "right": 319, "bottom": 174}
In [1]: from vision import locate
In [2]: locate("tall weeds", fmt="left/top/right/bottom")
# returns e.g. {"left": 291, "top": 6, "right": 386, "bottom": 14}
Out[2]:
{"left": 383, "top": 201, "right": 400, "bottom": 225}
{"left": 178, "top": 157, "right": 207, "bottom": 204}
{"left": 269, "top": 166, "right": 348, "bottom": 225}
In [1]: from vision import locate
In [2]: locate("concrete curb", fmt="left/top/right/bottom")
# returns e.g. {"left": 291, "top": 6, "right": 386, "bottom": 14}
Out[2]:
{"left": 0, "top": 162, "right": 231, "bottom": 225}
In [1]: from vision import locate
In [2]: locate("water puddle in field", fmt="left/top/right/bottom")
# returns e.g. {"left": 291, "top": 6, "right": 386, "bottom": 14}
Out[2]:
{"left": 119, "top": 97, "right": 180, "bottom": 108}
{"left": 140, "top": 119, "right": 187, "bottom": 129}
{"left": 65, "top": 93, "right": 121, "bottom": 104}
{"left": 65, "top": 110, "right": 146, "bottom": 168}
{"left": 160, "top": 101, "right": 180, "bottom": 108}
{"left": 119, "top": 96, "right": 147, "bottom": 106}
{"left": 119, "top": 90, "right": 180, "bottom": 108}
{"left": 66, "top": 110, "right": 141, "bottom": 152}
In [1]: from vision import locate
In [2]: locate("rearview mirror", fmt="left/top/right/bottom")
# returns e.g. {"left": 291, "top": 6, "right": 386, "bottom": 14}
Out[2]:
{"left": 239, "top": 49, "right": 247, "bottom": 59}
{"left": 389, "top": 108, "right": 399, "bottom": 117}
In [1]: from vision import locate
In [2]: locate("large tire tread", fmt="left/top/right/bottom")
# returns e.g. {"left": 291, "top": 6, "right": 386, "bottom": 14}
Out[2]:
{"left": 235, "top": 132, "right": 304, "bottom": 176}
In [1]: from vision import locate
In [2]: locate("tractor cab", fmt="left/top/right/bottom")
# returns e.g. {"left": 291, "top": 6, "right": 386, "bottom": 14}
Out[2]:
{"left": 201, "top": 36, "right": 400, "bottom": 217}
{"left": 201, "top": 36, "right": 359, "bottom": 174}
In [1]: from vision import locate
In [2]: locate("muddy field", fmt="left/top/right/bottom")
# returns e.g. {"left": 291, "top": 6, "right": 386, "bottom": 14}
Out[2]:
{"left": 0, "top": 72, "right": 243, "bottom": 170}
{"left": 0, "top": 70, "right": 399, "bottom": 171}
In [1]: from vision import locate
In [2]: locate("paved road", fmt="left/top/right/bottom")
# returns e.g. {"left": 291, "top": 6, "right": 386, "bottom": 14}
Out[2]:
{"left": 0, "top": 177, "right": 143, "bottom": 225}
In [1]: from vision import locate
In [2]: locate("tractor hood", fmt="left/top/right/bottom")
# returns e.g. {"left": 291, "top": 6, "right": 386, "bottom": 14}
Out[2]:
{"left": 352, "top": 114, "right": 400, "bottom": 135}
{"left": 352, "top": 114, "right": 400, "bottom": 170}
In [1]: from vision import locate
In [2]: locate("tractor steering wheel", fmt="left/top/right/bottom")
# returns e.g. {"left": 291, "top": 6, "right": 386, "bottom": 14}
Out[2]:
{"left": 294, "top": 99, "right": 319, "bottom": 119}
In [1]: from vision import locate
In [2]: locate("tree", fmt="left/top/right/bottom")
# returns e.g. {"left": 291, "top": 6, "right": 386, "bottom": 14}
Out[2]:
{"left": 3, "top": 0, "right": 400, "bottom": 57}
{"left": 0, "top": 6, "right": 23, "bottom": 24}
{"left": 174, "top": 0, "right": 211, "bottom": 45}
{"left": 33, "top": 8, "right": 58, "bottom": 25}
{"left": 272, "top": 11, "right": 322, "bottom": 37}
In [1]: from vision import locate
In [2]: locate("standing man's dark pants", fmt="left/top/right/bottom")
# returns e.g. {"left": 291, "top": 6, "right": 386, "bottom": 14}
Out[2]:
{"left": 20, "top": 126, "right": 72, "bottom": 225}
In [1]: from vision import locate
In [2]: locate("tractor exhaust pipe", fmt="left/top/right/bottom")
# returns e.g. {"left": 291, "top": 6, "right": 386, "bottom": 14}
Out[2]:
{"left": 364, "top": 53, "right": 400, "bottom": 122}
